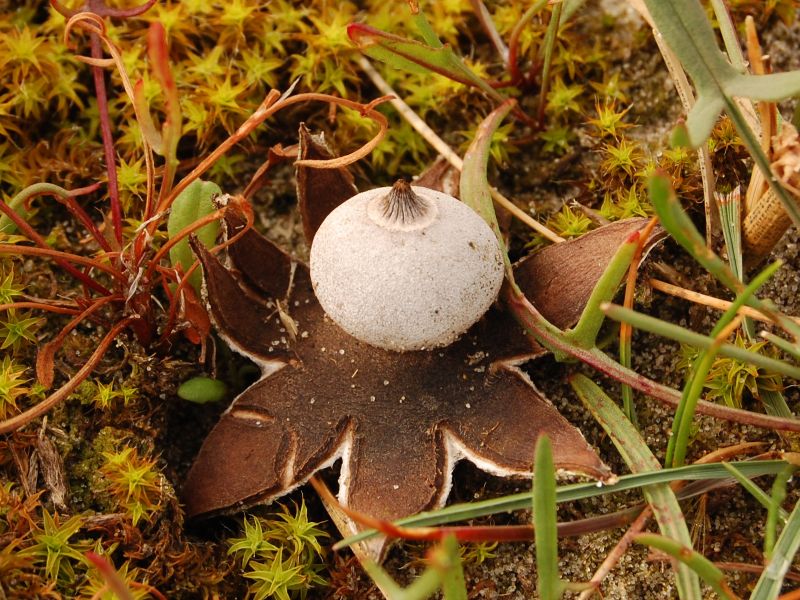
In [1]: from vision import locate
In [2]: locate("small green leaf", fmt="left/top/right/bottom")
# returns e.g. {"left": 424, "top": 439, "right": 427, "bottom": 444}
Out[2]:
{"left": 177, "top": 376, "right": 226, "bottom": 404}
{"left": 167, "top": 179, "right": 221, "bottom": 294}
{"left": 670, "top": 122, "right": 691, "bottom": 149}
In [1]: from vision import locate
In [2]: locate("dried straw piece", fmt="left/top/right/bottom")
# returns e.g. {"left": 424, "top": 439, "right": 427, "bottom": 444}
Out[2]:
{"left": 743, "top": 123, "right": 800, "bottom": 263}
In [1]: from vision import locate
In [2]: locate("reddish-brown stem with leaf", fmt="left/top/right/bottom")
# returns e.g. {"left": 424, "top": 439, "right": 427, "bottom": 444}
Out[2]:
{"left": 155, "top": 92, "right": 391, "bottom": 221}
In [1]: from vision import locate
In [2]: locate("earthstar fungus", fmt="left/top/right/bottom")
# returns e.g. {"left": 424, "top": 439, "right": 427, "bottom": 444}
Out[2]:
{"left": 183, "top": 128, "right": 650, "bottom": 560}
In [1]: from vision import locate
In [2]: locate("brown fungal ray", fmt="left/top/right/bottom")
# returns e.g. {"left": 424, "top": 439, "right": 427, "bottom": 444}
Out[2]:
{"left": 222, "top": 210, "right": 293, "bottom": 300}
{"left": 183, "top": 239, "right": 612, "bottom": 555}
{"left": 190, "top": 230, "right": 292, "bottom": 366}
{"left": 295, "top": 124, "right": 358, "bottom": 245}
{"left": 413, "top": 156, "right": 461, "bottom": 198}
{"left": 515, "top": 218, "right": 660, "bottom": 330}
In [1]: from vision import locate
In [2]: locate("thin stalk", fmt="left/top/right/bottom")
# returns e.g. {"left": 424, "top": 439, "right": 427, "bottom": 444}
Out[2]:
{"left": 649, "top": 278, "right": 800, "bottom": 325}
{"left": 760, "top": 332, "right": 800, "bottom": 361}
{"left": 765, "top": 465, "right": 795, "bottom": 560}
{"left": 721, "top": 462, "right": 788, "bottom": 521}
{"left": 620, "top": 218, "right": 659, "bottom": 424}
{"left": 536, "top": 1, "right": 563, "bottom": 125}
{"left": 0, "top": 188, "right": 114, "bottom": 294}
{"left": 750, "top": 500, "right": 800, "bottom": 599}
{"left": 156, "top": 92, "right": 390, "bottom": 219}
{"left": 36, "top": 294, "right": 123, "bottom": 388}
{"left": 0, "top": 302, "right": 80, "bottom": 315}
{"left": 0, "top": 244, "right": 122, "bottom": 281}
{"left": 578, "top": 506, "right": 652, "bottom": 600}
{"left": 468, "top": 0, "right": 508, "bottom": 62}
{"left": 90, "top": 32, "right": 122, "bottom": 246}
{"left": 533, "top": 436, "right": 563, "bottom": 600}
{"left": 507, "top": 1, "right": 548, "bottom": 86}
{"left": 709, "top": 0, "right": 747, "bottom": 73}
{"left": 634, "top": 534, "right": 739, "bottom": 600}
{"left": 338, "top": 460, "right": 790, "bottom": 548}
{"left": 356, "top": 56, "right": 564, "bottom": 243}
{"left": 571, "top": 374, "right": 701, "bottom": 599}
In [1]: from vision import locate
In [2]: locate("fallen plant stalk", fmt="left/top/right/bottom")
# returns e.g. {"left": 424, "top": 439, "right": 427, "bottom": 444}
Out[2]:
{"left": 356, "top": 56, "right": 564, "bottom": 243}
{"left": 650, "top": 278, "right": 800, "bottom": 325}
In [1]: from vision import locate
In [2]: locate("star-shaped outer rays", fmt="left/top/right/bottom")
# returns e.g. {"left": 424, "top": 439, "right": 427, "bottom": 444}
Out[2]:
{"left": 182, "top": 127, "right": 652, "bottom": 559}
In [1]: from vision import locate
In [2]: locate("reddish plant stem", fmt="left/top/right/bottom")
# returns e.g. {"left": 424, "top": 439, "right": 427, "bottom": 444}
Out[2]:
{"left": 579, "top": 507, "right": 653, "bottom": 599}
{"left": 0, "top": 202, "right": 113, "bottom": 295}
{"left": 715, "top": 562, "right": 800, "bottom": 585}
{"left": 0, "top": 316, "right": 136, "bottom": 434}
{"left": 90, "top": 32, "right": 123, "bottom": 247}
{"left": 0, "top": 244, "right": 122, "bottom": 282}
{"left": 504, "top": 287, "right": 800, "bottom": 432}
{"left": 36, "top": 294, "right": 123, "bottom": 388}
{"left": 157, "top": 204, "right": 254, "bottom": 343}
{"left": 0, "top": 302, "right": 80, "bottom": 315}
{"left": 63, "top": 196, "right": 112, "bottom": 253}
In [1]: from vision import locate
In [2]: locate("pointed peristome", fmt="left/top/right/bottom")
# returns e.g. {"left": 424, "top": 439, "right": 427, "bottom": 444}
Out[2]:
{"left": 367, "top": 180, "right": 436, "bottom": 230}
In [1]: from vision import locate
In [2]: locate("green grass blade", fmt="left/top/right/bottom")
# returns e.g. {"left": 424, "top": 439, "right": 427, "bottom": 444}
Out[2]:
{"left": 602, "top": 304, "right": 800, "bottom": 380}
{"left": 438, "top": 535, "right": 467, "bottom": 600}
{"left": 570, "top": 374, "right": 701, "bottom": 599}
{"left": 649, "top": 175, "right": 743, "bottom": 292}
{"left": 721, "top": 463, "right": 788, "bottom": 521}
{"left": 708, "top": 0, "right": 747, "bottom": 73}
{"left": 533, "top": 436, "right": 563, "bottom": 600}
{"left": 749, "top": 500, "right": 800, "bottom": 600}
{"left": 643, "top": 0, "right": 800, "bottom": 146}
{"left": 565, "top": 229, "right": 640, "bottom": 348}
{"left": 761, "top": 332, "right": 800, "bottom": 361}
{"left": 765, "top": 465, "right": 796, "bottom": 560}
{"left": 537, "top": 1, "right": 563, "bottom": 120}
{"left": 335, "top": 460, "right": 790, "bottom": 548}
{"left": 410, "top": 6, "right": 443, "bottom": 48}
{"left": 634, "top": 534, "right": 738, "bottom": 600}
{"left": 665, "top": 260, "right": 781, "bottom": 468}
{"left": 648, "top": 175, "right": 800, "bottom": 340}
{"left": 758, "top": 386, "right": 794, "bottom": 420}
